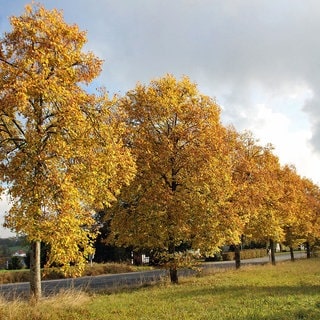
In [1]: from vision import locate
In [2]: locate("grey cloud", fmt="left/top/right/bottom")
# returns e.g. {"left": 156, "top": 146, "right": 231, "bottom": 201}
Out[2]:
{"left": 1, "top": 0, "right": 320, "bottom": 152}
{"left": 304, "top": 92, "right": 320, "bottom": 153}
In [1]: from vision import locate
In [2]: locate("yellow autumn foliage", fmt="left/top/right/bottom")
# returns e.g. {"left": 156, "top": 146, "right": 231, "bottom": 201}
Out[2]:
{"left": 0, "top": 3, "right": 135, "bottom": 278}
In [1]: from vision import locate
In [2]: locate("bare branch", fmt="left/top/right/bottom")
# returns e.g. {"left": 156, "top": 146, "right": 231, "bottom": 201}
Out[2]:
{"left": 0, "top": 57, "right": 17, "bottom": 69}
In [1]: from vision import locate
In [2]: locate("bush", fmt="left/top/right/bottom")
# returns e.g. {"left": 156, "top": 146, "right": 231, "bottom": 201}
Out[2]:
{"left": 222, "top": 248, "right": 266, "bottom": 261}
{"left": 205, "top": 254, "right": 223, "bottom": 262}
{"left": 7, "top": 256, "right": 26, "bottom": 270}
{"left": 83, "top": 263, "right": 138, "bottom": 277}
{"left": 222, "top": 252, "right": 235, "bottom": 261}
{"left": 0, "top": 270, "right": 30, "bottom": 284}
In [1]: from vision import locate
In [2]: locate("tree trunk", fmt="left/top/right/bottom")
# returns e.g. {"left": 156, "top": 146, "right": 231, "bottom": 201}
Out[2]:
{"left": 30, "top": 240, "right": 42, "bottom": 301}
{"left": 169, "top": 267, "right": 178, "bottom": 284}
{"left": 270, "top": 239, "right": 276, "bottom": 266}
{"left": 306, "top": 241, "right": 311, "bottom": 258}
{"left": 168, "top": 241, "right": 178, "bottom": 284}
{"left": 289, "top": 246, "right": 295, "bottom": 262}
{"left": 234, "top": 244, "right": 241, "bottom": 269}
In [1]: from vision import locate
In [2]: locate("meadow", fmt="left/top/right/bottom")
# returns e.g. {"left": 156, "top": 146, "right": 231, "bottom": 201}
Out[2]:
{"left": 1, "top": 258, "right": 320, "bottom": 320}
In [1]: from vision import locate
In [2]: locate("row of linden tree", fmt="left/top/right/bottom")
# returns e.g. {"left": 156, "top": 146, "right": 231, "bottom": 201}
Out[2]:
{"left": 107, "top": 76, "right": 320, "bottom": 282}
{"left": 1, "top": 3, "right": 320, "bottom": 299}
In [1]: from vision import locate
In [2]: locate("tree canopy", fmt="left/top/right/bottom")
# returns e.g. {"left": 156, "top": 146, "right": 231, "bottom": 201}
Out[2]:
{"left": 106, "top": 75, "right": 238, "bottom": 282}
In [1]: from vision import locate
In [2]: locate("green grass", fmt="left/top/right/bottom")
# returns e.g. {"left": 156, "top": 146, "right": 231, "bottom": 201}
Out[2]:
{"left": 1, "top": 258, "right": 320, "bottom": 319}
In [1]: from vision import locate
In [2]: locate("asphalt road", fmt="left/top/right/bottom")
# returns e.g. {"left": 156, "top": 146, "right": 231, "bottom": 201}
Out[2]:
{"left": 0, "top": 251, "right": 307, "bottom": 299}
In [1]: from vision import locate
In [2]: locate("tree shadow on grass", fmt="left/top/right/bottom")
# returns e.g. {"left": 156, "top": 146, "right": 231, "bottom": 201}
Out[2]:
{"left": 167, "top": 282, "right": 320, "bottom": 299}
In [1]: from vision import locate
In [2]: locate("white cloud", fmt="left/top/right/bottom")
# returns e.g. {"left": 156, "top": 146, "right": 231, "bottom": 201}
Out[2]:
{"left": 247, "top": 103, "right": 316, "bottom": 178}
{"left": 218, "top": 81, "right": 319, "bottom": 183}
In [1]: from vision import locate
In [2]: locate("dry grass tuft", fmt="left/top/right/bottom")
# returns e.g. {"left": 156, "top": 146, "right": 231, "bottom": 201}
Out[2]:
{"left": 0, "top": 289, "right": 92, "bottom": 320}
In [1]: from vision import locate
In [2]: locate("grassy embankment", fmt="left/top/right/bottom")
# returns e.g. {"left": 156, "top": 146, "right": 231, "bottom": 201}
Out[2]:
{"left": 1, "top": 258, "right": 320, "bottom": 319}
{"left": 0, "top": 262, "right": 152, "bottom": 284}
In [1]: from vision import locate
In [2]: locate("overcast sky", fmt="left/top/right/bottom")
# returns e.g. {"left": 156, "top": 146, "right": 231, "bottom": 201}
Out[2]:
{"left": 1, "top": 0, "right": 320, "bottom": 237}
